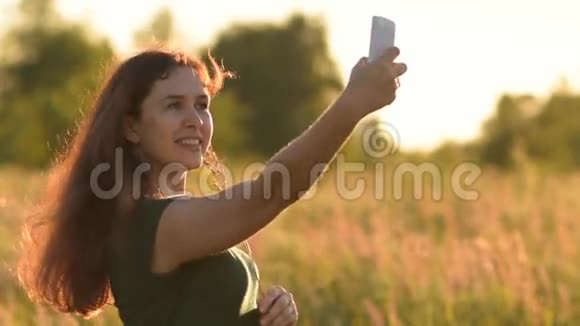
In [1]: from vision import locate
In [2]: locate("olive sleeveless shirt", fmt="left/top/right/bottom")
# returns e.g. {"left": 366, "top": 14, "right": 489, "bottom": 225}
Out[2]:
{"left": 107, "top": 197, "right": 261, "bottom": 325}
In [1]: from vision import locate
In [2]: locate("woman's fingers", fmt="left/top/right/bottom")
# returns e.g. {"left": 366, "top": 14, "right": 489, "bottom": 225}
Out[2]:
{"left": 392, "top": 62, "right": 407, "bottom": 77}
{"left": 356, "top": 56, "right": 369, "bottom": 67}
{"left": 342, "top": 46, "right": 407, "bottom": 114}
{"left": 260, "top": 291, "right": 291, "bottom": 325}
{"left": 377, "top": 46, "right": 400, "bottom": 63}
{"left": 269, "top": 301, "right": 298, "bottom": 326}
{"left": 258, "top": 285, "right": 285, "bottom": 314}
{"left": 258, "top": 285, "right": 298, "bottom": 326}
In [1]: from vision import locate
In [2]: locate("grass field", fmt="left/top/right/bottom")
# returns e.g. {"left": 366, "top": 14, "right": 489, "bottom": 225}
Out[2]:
{"left": 1, "top": 162, "right": 579, "bottom": 325}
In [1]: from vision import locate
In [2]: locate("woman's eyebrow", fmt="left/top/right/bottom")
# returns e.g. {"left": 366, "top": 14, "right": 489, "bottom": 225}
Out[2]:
{"left": 162, "top": 94, "right": 209, "bottom": 101}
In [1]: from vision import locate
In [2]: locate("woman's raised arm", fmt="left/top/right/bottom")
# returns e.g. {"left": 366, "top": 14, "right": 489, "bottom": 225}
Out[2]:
{"left": 152, "top": 47, "right": 407, "bottom": 273}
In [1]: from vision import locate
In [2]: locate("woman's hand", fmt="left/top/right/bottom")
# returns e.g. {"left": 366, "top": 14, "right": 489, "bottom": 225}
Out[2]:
{"left": 339, "top": 46, "right": 407, "bottom": 117}
{"left": 257, "top": 285, "right": 298, "bottom": 326}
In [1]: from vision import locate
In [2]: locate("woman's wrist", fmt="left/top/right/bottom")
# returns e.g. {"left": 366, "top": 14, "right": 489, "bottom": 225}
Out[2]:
{"left": 332, "top": 89, "right": 368, "bottom": 125}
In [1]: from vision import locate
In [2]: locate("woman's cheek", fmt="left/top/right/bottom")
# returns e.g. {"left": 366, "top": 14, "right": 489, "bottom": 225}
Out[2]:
{"left": 150, "top": 118, "right": 178, "bottom": 164}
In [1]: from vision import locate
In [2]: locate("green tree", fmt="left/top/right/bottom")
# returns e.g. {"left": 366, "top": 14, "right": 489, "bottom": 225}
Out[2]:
{"left": 134, "top": 6, "right": 174, "bottom": 47}
{"left": 209, "top": 90, "right": 252, "bottom": 161}
{"left": 473, "top": 87, "right": 580, "bottom": 172}
{"left": 207, "top": 13, "right": 343, "bottom": 158}
{"left": 0, "top": 0, "right": 114, "bottom": 167}
{"left": 478, "top": 95, "right": 527, "bottom": 168}
{"left": 526, "top": 93, "right": 580, "bottom": 171}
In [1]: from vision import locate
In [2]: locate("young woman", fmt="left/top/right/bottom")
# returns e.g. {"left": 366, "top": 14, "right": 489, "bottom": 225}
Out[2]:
{"left": 17, "top": 46, "right": 406, "bottom": 325}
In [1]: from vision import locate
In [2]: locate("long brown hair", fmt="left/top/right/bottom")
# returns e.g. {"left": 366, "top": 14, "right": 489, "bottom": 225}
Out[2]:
{"left": 17, "top": 47, "right": 231, "bottom": 318}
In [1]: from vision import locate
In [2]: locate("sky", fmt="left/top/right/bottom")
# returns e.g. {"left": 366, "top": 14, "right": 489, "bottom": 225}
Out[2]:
{"left": 1, "top": 0, "right": 579, "bottom": 151}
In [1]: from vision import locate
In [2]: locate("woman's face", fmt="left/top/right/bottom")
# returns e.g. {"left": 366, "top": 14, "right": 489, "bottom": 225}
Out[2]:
{"left": 124, "top": 66, "right": 213, "bottom": 172}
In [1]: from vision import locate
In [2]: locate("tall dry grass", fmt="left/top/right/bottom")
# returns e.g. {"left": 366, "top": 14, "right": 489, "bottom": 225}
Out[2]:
{"left": 1, "top": 162, "right": 579, "bottom": 325}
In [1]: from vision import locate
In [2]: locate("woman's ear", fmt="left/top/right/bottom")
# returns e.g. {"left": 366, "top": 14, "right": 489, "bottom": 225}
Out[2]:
{"left": 123, "top": 116, "right": 141, "bottom": 144}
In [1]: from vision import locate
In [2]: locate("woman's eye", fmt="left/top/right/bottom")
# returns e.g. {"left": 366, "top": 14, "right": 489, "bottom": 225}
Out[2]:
{"left": 168, "top": 102, "right": 181, "bottom": 110}
{"left": 195, "top": 102, "right": 209, "bottom": 110}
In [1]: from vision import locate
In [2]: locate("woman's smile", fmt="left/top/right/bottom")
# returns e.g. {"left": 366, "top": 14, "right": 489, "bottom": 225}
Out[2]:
{"left": 176, "top": 137, "right": 202, "bottom": 151}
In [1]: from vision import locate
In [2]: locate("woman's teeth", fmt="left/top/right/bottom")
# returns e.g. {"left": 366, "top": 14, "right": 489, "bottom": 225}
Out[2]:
{"left": 177, "top": 138, "right": 200, "bottom": 145}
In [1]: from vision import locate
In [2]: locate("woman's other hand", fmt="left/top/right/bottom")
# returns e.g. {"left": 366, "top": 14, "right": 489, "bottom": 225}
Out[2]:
{"left": 257, "top": 285, "right": 298, "bottom": 326}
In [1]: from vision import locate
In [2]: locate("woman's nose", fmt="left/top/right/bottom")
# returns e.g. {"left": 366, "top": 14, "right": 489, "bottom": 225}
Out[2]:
{"left": 184, "top": 108, "right": 203, "bottom": 128}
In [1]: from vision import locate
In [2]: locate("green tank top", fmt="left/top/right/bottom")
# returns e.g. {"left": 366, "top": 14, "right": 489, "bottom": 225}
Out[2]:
{"left": 107, "top": 197, "right": 261, "bottom": 325}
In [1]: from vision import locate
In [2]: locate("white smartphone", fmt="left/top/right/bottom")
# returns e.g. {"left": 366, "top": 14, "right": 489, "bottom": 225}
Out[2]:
{"left": 368, "top": 16, "right": 396, "bottom": 62}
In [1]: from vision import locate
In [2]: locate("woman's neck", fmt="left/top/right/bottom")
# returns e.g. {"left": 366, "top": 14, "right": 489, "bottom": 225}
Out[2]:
{"left": 144, "top": 165, "right": 188, "bottom": 199}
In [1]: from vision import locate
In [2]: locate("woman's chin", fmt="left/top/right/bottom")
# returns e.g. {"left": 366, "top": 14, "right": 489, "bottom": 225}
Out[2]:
{"left": 182, "top": 155, "right": 203, "bottom": 170}
{"left": 165, "top": 151, "right": 203, "bottom": 171}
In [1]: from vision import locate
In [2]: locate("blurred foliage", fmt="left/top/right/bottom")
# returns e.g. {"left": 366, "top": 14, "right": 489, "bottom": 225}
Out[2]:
{"left": 209, "top": 90, "right": 253, "bottom": 162}
{"left": 0, "top": 5, "right": 344, "bottom": 166}
{"left": 207, "top": 13, "right": 344, "bottom": 158}
{"left": 1, "top": 1, "right": 578, "bottom": 171}
{"left": 0, "top": 0, "right": 114, "bottom": 168}
{"left": 526, "top": 92, "right": 580, "bottom": 171}
{"left": 134, "top": 6, "right": 174, "bottom": 47}
{"left": 479, "top": 94, "right": 529, "bottom": 169}
{"left": 426, "top": 81, "right": 580, "bottom": 172}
